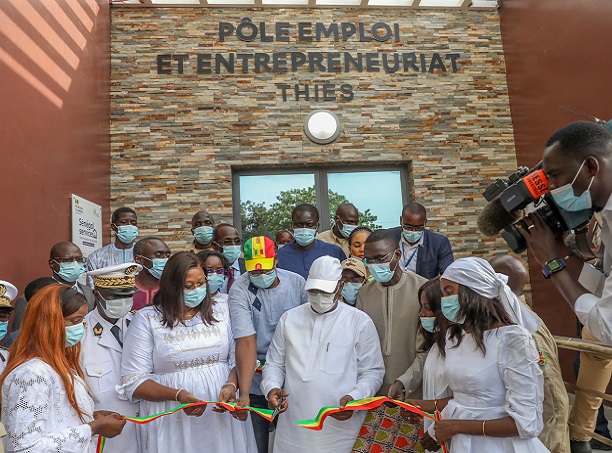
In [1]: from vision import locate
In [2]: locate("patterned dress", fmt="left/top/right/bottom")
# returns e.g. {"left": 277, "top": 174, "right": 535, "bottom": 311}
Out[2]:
{"left": 119, "top": 295, "right": 257, "bottom": 453}
{"left": 1, "top": 358, "right": 95, "bottom": 453}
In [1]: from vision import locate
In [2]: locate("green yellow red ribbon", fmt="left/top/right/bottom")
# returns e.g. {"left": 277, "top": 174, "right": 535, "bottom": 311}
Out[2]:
{"left": 296, "top": 396, "right": 435, "bottom": 430}
{"left": 95, "top": 401, "right": 274, "bottom": 453}
{"left": 434, "top": 410, "right": 450, "bottom": 453}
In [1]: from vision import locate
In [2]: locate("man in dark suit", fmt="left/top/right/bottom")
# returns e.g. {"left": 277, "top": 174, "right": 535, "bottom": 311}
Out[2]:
{"left": 388, "top": 202, "right": 454, "bottom": 279}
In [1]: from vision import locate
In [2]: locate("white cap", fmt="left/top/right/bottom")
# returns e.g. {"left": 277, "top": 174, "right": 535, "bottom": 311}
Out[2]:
{"left": 304, "top": 256, "right": 342, "bottom": 293}
{"left": 0, "top": 281, "right": 18, "bottom": 309}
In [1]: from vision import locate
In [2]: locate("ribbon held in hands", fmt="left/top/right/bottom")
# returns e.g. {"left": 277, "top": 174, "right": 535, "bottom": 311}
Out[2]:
{"left": 296, "top": 396, "right": 435, "bottom": 431}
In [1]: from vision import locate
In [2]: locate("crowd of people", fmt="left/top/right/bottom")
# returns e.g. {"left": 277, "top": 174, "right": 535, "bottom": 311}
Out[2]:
{"left": 0, "top": 121, "right": 611, "bottom": 453}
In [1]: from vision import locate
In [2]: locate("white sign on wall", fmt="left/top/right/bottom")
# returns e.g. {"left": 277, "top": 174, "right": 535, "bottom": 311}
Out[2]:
{"left": 71, "top": 194, "right": 102, "bottom": 258}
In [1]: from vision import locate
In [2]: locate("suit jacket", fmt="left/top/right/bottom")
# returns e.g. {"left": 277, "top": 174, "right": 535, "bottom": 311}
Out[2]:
{"left": 388, "top": 227, "right": 454, "bottom": 279}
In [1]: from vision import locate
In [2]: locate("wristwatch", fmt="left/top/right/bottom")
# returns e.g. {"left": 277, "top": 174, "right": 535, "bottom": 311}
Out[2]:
{"left": 542, "top": 257, "right": 567, "bottom": 279}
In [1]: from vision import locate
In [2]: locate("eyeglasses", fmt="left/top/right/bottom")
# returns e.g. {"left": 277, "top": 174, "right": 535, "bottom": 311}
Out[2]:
{"left": 0, "top": 312, "right": 11, "bottom": 322}
{"left": 248, "top": 269, "right": 275, "bottom": 277}
{"left": 401, "top": 224, "right": 426, "bottom": 232}
{"left": 52, "top": 257, "right": 87, "bottom": 264}
{"left": 365, "top": 249, "right": 397, "bottom": 265}
{"left": 206, "top": 269, "right": 226, "bottom": 276}
{"left": 219, "top": 239, "right": 241, "bottom": 246}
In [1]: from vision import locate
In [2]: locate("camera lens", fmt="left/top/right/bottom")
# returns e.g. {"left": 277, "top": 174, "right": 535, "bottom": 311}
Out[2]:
{"left": 500, "top": 221, "right": 528, "bottom": 254}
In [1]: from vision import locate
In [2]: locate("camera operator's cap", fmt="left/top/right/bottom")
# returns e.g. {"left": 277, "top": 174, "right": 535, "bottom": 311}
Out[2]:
{"left": 305, "top": 256, "right": 342, "bottom": 294}
{"left": 87, "top": 263, "right": 142, "bottom": 293}
{"left": 244, "top": 236, "right": 276, "bottom": 272}
{"left": 0, "top": 281, "right": 17, "bottom": 310}
{"left": 341, "top": 258, "right": 367, "bottom": 279}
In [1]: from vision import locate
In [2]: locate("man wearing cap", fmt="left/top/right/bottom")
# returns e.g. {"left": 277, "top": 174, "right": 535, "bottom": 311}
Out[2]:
{"left": 81, "top": 263, "right": 143, "bottom": 452}
{"left": 0, "top": 281, "right": 17, "bottom": 372}
{"left": 262, "top": 255, "right": 384, "bottom": 453}
{"left": 228, "top": 236, "right": 307, "bottom": 453}
{"left": 86, "top": 207, "right": 138, "bottom": 288}
{"left": 316, "top": 203, "right": 360, "bottom": 257}
{"left": 133, "top": 237, "right": 171, "bottom": 311}
{"left": 338, "top": 258, "right": 368, "bottom": 306}
{"left": 186, "top": 210, "right": 216, "bottom": 252}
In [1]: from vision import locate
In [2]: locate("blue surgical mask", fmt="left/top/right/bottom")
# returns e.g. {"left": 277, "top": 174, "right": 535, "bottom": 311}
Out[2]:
{"left": 420, "top": 316, "right": 436, "bottom": 333}
{"left": 341, "top": 282, "right": 362, "bottom": 305}
{"left": 441, "top": 294, "right": 464, "bottom": 324}
{"left": 54, "top": 260, "right": 85, "bottom": 283}
{"left": 403, "top": 230, "right": 423, "bottom": 244}
{"left": 148, "top": 258, "right": 168, "bottom": 280}
{"left": 550, "top": 159, "right": 595, "bottom": 229}
{"left": 194, "top": 226, "right": 214, "bottom": 245}
{"left": 0, "top": 321, "right": 7, "bottom": 341}
{"left": 293, "top": 228, "right": 317, "bottom": 246}
{"left": 250, "top": 270, "right": 277, "bottom": 289}
{"left": 183, "top": 285, "right": 207, "bottom": 308}
{"left": 208, "top": 274, "right": 225, "bottom": 294}
{"left": 337, "top": 219, "right": 357, "bottom": 238}
{"left": 367, "top": 262, "right": 395, "bottom": 283}
{"left": 222, "top": 245, "right": 241, "bottom": 264}
{"left": 65, "top": 323, "right": 85, "bottom": 347}
{"left": 116, "top": 225, "right": 138, "bottom": 244}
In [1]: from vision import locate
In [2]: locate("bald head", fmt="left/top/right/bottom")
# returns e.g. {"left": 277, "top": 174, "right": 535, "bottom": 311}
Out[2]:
{"left": 50, "top": 241, "right": 82, "bottom": 259}
{"left": 336, "top": 203, "right": 358, "bottom": 219}
{"left": 489, "top": 253, "right": 529, "bottom": 297}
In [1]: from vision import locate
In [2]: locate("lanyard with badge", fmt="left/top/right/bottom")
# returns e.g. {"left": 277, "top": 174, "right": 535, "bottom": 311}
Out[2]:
{"left": 401, "top": 242, "right": 418, "bottom": 270}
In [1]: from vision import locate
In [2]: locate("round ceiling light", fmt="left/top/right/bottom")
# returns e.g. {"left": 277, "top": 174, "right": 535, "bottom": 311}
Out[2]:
{"left": 304, "top": 110, "right": 341, "bottom": 145}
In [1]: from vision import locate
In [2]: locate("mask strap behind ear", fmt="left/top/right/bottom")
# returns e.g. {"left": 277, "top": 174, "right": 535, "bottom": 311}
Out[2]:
{"left": 585, "top": 158, "right": 599, "bottom": 191}
{"left": 571, "top": 159, "right": 587, "bottom": 186}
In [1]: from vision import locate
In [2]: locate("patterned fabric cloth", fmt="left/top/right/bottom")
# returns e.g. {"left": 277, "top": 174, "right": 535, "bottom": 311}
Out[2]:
{"left": 352, "top": 406, "right": 423, "bottom": 453}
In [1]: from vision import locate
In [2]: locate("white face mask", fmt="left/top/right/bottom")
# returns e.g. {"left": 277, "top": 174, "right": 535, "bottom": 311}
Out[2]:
{"left": 308, "top": 292, "right": 337, "bottom": 314}
{"left": 99, "top": 294, "right": 134, "bottom": 319}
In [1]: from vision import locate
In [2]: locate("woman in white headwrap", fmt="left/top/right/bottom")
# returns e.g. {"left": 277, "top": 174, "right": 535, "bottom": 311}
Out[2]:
{"left": 409, "top": 257, "right": 549, "bottom": 453}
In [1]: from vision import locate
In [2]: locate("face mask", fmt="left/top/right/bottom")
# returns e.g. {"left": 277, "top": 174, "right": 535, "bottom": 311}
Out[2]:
{"left": 54, "top": 261, "right": 86, "bottom": 283}
{"left": 403, "top": 230, "right": 423, "bottom": 244}
{"left": 293, "top": 228, "right": 317, "bottom": 246}
{"left": 194, "top": 226, "right": 214, "bottom": 245}
{"left": 116, "top": 225, "right": 138, "bottom": 244}
{"left": 99, "top": 294, "right": 133, "bottom": 319}
{"left": 337, "top": 219, "right": 357, "bottom": 238}
{"left": 550, "top": 160, "right": 596, "bottom": 229}
{"left": 147, "top": 258, "right": 168, "bottom": 280}
{"left": 222, "top": 245, "right": 241, "bottom": 264}
{"left": 420, "top": 317, "right": 436, "bottom": 333}
{"left": 309, "top": 292, "right": 336, "bottom": 314}
{"left": 208, "top": 274, "right": 225, "bottom": 294}
{"left": 250, "top": 270, "right": 277, "bottom": 289}
{"left": 367, "top": 260, "right": 397, "bottom": 283}
{"left": 65, "top": 323, "right": 85, "bottom": 347}
{"left": 183, "top": 285, "right": 207, "bottom": 308}
{"left": 441, "top": 294, "right": 464, "bottom": 324}
{"left": 0, "top": 321, "right": 7, "bottom": 341}
{"left": 341, "top": 282, "right": 362, "bottom": 305}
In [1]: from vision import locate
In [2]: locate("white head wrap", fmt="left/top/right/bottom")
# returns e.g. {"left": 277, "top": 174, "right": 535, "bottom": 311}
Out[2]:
{"left": 441, "top": 257, "right": 542, "bottom": 334}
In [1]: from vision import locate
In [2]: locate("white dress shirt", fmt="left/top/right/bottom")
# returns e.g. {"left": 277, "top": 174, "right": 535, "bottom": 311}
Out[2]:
{"left": 399, "top": 232, "right": 424, "bottom": 274}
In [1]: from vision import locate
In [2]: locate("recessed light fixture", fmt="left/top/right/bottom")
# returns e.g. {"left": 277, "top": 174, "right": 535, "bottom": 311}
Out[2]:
{"left": 304, "top": 110, "right": 341, "bottom": 145}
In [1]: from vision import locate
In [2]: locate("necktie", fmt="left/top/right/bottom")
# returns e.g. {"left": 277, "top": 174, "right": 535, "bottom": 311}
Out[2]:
{"left": 227, "top": 268, "right": 235, "bottom": 292}
{"left": 110, "top": 324, "right": 123, "bottom": 348}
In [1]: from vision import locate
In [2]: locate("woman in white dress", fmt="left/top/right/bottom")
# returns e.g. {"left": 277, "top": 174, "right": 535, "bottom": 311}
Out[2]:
{"left": 408, "top": 257, "right": 549, "bottom": 453}
{"left": 120, "top": 251, "right": 257, "bottom": 453}
{"left": 0, "top": 285, "right": 125, "bottom": 453}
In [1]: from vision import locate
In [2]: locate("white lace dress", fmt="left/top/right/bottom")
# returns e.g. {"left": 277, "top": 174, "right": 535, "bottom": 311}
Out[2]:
{"left": 1, "top": 358, "right": 95, "bottom": 453}
{"left": 119, "top": 295, "right": 257, "bottom": 453}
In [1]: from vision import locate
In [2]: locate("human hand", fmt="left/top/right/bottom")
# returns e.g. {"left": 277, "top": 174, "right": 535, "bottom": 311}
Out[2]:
{"left": 433, "top": 420, "right": 457, "bottom": 442}
{"left": 420, "top": 431, "right": 440, "bottom": 452}
{"left": 518, "top": 213, "right": 568, "bottom": 266}
{"left": 214, "top": 383, "right": 237, "bottom": 413}
{"left": 93, "top": 410, "right": 120, "bottom": 420}
{"left": 235, "top": 394, "right": 250, "bottom": 408}
{"left": 267, "top": 388, "right": 288, "bottom": 414}
{"left": 89, "top": 414, "right": 126, "bottom": 438}
{"left": 399, "top": 399, "right": 423, "bottom": 424}
{"left": 386, "top": 380, "right": 405, "bottom": 405}
{"left": 329, "top": 395, "right": 354, "bottom": 421}
{"left": 177, "top": 390, "right": 206, "bottom": 417}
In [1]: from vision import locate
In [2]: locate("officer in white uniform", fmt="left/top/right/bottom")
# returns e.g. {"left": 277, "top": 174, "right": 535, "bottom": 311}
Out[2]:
{"left": 0, "top": 281, "right": 17, "bottom": 372}
{"left": 81, "top": 263, "right": 143, "bottom": 452}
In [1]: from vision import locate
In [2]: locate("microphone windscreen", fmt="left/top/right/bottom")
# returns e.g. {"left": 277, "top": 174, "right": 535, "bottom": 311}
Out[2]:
{"left": 477, "top": 198, "right": 522, "bottom": 237}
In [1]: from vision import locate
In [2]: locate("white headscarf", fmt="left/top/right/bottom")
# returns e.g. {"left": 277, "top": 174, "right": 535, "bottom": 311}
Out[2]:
{"left": 441, "top": 257, "right": 542, "bottom": 334}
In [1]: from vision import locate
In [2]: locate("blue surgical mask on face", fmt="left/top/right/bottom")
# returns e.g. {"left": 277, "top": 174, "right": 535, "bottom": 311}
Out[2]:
{"left": 116, "top": 225, "right": 138, "bottom": 244}
{"left": 550, "top": 159, "right": 596, "bottom": 228}
{"left": 441, "top": 294, "right": 464, "bottom": 324}
{"left": 367, "top": 262, "right": 395, "bottom": 283}
{"left": 337, "top": 219, "right": 357, "bottom": 239}
{"left": 250, "top": 270, "right": 277, "bottom": 289}
{"left": 148, "top": 258, "right": 168, "bottom": 280}
{"left": 222, "top": 245, "right": 241, "bottom": 264}
{"left": 0, "top": 321, "right": 7, "bottom": 341}
{"left": 420, "top": 316, "right": 436, "bottom": 333}
{"left": 183, "top": 285, "right": 208, "bottom": 308}
{"left": 293, "top": 228, "right": 317, "bottom": 246}
{"left": 54, "top": 261, "right": 85, "bottom": 283}
{"left": 207, "top": 274, "right": 225, "bottom": 294}
{"left": 194, "top": 226, "right": 214, "bottom": 245}
{"left": 341, "top": 282, "right": 362, "bottom": 305}
{"left": 65, "top": 323, "right": 85, "bottom": 347}
{"left": 403, "top": 230, "right": 423, "bottom": 244}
